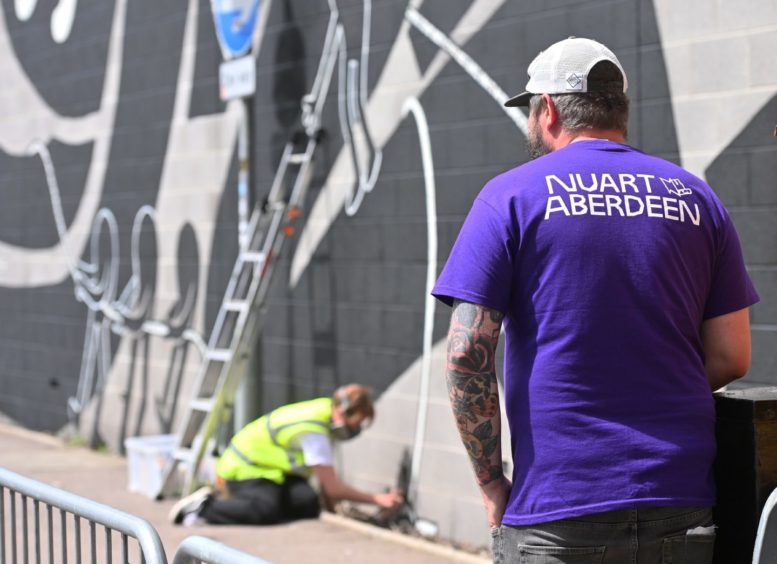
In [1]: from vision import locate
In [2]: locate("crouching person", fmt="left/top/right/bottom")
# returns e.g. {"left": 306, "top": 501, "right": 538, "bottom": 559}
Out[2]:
{"left": 169, "top": 384, "right": 403, "bottom": 525}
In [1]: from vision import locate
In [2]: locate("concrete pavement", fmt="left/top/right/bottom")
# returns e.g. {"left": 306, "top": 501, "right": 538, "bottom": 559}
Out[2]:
{"left": 0, "top": 423, "right": 489, "bottom": 563}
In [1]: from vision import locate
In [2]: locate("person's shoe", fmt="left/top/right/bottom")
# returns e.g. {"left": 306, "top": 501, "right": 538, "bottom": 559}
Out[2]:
{"left": 168, "top": 486, "right": 213, "bottom": 525}
{"left": 182, "top": 512, "right": 208, "bottom": 527}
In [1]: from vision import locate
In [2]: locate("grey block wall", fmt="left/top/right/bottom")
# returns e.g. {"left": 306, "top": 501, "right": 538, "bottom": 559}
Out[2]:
{"left": 0, "top": 0, "right": 774, "bottom": 549}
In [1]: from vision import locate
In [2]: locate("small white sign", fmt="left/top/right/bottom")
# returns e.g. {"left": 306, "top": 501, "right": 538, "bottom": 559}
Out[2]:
{"left": 219, "top": 56, "right": 256, "bottom": 101}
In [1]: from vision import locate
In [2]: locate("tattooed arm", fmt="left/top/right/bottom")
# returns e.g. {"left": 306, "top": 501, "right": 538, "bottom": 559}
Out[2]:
{"left": 446, "top": 299, "right": 510, "bottom": 528}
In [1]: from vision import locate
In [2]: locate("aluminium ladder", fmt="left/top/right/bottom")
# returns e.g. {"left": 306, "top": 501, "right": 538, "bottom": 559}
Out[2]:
{"left": 158, "top": 133, "right": 319, "bottom": 498}
{"left": 160, "top": 1, "right": 382, "bottom": 498}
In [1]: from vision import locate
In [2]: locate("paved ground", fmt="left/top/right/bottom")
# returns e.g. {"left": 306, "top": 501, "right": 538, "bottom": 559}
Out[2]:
{"left": 0, "top": 423, "right": 488, "bottom": 563}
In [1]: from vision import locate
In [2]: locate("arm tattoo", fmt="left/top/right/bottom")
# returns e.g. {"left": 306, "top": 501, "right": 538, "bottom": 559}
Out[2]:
{"left": 446, "top": 300, "right": 505, "bottom": 487}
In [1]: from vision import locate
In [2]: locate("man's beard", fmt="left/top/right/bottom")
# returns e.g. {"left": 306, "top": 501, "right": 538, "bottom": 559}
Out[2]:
{"left": 526, "top": 120, "right": 552, "bottom": 159}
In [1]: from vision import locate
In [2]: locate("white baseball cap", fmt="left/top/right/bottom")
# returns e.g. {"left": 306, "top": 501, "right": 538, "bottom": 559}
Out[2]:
{"left": 504, "top": 37, "right": 628, "bottom": 107}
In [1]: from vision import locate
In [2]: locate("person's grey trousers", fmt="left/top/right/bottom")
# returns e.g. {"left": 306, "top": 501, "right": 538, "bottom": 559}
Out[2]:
{"left": 492, "top": 506, "right": 714, "bottom": 563}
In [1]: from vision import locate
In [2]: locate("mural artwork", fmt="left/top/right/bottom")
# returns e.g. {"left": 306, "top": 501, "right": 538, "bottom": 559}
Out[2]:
{"left": 0, "top": 0, "right": 774, "bottom": 545}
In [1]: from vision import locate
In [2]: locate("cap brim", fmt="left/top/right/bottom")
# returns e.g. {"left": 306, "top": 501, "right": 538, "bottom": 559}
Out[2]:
{"left": 504, "top": 91, "right": 533, "bottom": 107}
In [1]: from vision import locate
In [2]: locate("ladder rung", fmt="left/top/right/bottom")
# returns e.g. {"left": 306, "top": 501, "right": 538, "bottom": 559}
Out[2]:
{"left": 190, "top": 398, "right": 214, "bottom": 413}
{"left": 223, "top": 300, "right": 248, "bottom": 313}
{"left": 240, "top": 251, "right": 265, "bottom": 264}
{"left": 287, "top": 152, "right": 309, "bottom": 164}
{"left": 206, "top": 349, "right": 232, "bottom": 362}
{"left": 164, "top": 130, "right": 320, "bottom": 499}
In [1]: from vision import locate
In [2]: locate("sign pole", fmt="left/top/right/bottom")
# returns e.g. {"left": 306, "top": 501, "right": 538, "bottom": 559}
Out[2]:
{"left": 237, "top": 98, "right": 251, "bottom": 252}
{"left": 211, "top": 0, "right": 263, "bottom": 429}
{"left": 211, "top": 0, "right": 261, "bottom": 252}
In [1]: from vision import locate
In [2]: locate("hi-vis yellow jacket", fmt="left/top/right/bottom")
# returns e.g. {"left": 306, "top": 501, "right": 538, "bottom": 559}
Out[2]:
{"left": 215, "top": 397, "right": 333, "bottom": 484}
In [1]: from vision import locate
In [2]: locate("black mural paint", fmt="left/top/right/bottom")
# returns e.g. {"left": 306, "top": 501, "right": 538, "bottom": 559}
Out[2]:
{"left": 82, "top": 1, "right": 187, "bottom": 440}
{"left": 189, "top": 0, "right": 226, "bottom": 119}
{"left": 0, "top": 0, "right": 747, "bottom": 432}
{"left": 156, "top": 223, "right": 201, "bottom": 433}
{"left": 0, "top": 0, "right": 115, "bottom": 117}
{"left": 255, "top": 0, "right": 683, "bottom": 412}
{"left": 204, "top": 149, "right": 239, "bottom": 343}
{"left": 112, "top": 212, "right": 157, "bottom": 449}
{"left": 273, "top": 1, "right": 307, "bottom": 132}
{"left": 0, "top": 278, "right": 87, "bottom": 429}
{"left": 0, "top": 140, "right": 92, "bottom": 248}
{"left": 706, "top": 95, "right": 777, "bottom": 210}
{"left": 0, "top": 1, "right": 188, "bottom": 430}
{"left": 408, "top": 0, "right": 471, "bottom": 75}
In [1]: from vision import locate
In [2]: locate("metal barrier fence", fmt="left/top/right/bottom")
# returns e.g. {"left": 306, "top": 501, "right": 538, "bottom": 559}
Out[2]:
{"left": 0, "top": 467, "right": 167, "bottom": 563}
{"left": 171, "top": 537, "right": 270, "bottom": 564}
{"left": 0, "top": 469, "right": 271, "bottom": 564}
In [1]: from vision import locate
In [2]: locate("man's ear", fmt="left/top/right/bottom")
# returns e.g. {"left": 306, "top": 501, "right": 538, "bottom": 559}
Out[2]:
{"left": 542, "top": 94, "right": 558, "bottom": 129}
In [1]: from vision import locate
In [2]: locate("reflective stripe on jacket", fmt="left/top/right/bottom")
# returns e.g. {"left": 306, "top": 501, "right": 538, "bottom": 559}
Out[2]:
{"left": 215, "top": 397, "right": 333, "bottom": 484}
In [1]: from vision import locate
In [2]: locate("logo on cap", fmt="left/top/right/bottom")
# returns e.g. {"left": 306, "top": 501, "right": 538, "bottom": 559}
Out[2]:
{"left": 566, "top": 72, "right": 583, "bottom": 91}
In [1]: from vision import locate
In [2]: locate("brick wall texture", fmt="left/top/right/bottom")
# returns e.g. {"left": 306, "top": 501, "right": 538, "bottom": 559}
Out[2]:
{"left": 0, "top": 0, "right": 773, "bottom": 547}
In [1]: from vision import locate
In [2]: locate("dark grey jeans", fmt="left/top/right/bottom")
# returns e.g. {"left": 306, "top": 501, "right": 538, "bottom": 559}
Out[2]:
{"left": 492, "top": 506, "right": 714, "bottom": 563}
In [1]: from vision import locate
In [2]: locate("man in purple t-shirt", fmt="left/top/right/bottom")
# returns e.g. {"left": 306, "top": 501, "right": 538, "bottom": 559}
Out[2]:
{"left": 433, "top": 37, "right": 759, "bottom": 562}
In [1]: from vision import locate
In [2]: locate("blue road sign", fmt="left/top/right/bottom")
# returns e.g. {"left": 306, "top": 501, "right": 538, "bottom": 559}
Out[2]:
{"left": 211, "top": 0, "right": 261, "bottom": 59}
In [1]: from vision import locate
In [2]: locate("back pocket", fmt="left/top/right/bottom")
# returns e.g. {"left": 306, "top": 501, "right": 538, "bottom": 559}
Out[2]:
{"left": 661, "top": 534, "right": 714, "bottom": 563}
{"left": 518, "top": 545, "right": 605, "bottom": 564}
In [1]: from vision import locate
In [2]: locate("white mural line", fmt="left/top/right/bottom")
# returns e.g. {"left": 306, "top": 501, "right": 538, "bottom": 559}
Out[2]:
{"left": 22, "top": 0, "right": 213, "bottom": 425}
{"left": 13, "top": 0, "right": 35, "bottom": 21}
{"left": 250, "top": 0, "right": 273, "bottom": 55}
{"left": 24, "top": 142, "right": 207, "bottom": 427}
{"left": 338, "top": 30, "right": 383, "bottom": 216}
{"left": 300, "top": 0, "right": 339, "bottom": 135}
{"left": 28, "top": 141, "right": 206, "bottom": 353}
{"left": 290, "top": 0, "right": 509, "bottom": 286}
{"left": 73, "top": 209, "right": 119, "bottom": 317}
{"left": 400, "top": 97, "right": 438, "bottom": 508}
{"left": 114, "top": 206, "right": 157, "bottom": 323}
{"left": 0, "top": 0, "right": 127, "bottom": 286}
{"left": 344, "top": 0, "right": 382, "bottom": 216}
{"left": 359, "top": 0, "right": 371, "bottom": 107}
{"left": 51, "top": 0, "right": 78, "bottom": 43}
{"left": 68, "top": 209, "right": 119, "bottom": 418}
{"left": 153, "top": 0, "right": 240, "bottom": 348}
{"left": 66, "top": 202, "right": 207, "bottom": 422}
{"left": 14, "top": 0, "right": 77, "bottom": 43}
{"left": 174, "top": 0, "right": 200, "bottom": 123}
{"left": 79, "top": 0, "right": 246, "bottom": 434}
{"left": 27, "top": 141, "right": 84, "bottom": 279}
{"left": 86, "top": 0, "right": 241, "bottom": 429}
{"left": 0, "top": 0, "right": 120, "bottom": 148}
{"left": 405, "top": 8, "right": 527, "bottom": 136}
{"left": 299, "top": 0, "right": 382, "bottom": 217}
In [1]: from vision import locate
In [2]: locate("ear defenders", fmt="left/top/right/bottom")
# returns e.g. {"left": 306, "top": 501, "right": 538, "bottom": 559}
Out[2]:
{"left": 336, "top": 387, "right": 352, "bottom": 413}
{"left": 330, "top": 386, "right": 363, "bottom": 441}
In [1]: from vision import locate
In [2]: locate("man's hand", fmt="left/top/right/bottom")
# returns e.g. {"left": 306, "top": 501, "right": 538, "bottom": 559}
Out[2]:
{"left": 373, "top": 490, "right": 404, "bottom": 509}
{"left": 481, "top": 475, "right": 511, "bottom": 528}
{"left": 314, "top": 465, "right": 403, "bottom": 509}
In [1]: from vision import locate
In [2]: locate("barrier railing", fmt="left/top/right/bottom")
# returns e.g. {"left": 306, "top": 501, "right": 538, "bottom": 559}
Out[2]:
{"left": 0, "top": 467, "right": 167, "bottom": 563}
{"left": 172, "top": 536, "right": 271, "bottom": 564}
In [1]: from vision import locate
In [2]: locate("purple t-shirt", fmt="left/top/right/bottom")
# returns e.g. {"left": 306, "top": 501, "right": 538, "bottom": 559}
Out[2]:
{"left": 432, "top": 140, "right": 759, "bottom": 526}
